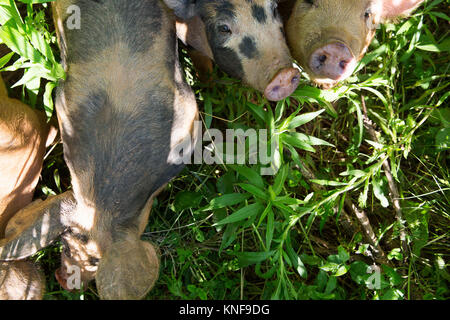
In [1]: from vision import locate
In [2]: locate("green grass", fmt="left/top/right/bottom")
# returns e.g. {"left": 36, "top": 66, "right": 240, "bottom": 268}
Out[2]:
{"left": 0, "top": 0, "right": 449, "bottom": 300}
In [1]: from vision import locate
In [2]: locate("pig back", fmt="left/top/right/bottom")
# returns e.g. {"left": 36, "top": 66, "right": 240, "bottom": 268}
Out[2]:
{"left": 53, "top": 0, "right": 198, "bottom": 228}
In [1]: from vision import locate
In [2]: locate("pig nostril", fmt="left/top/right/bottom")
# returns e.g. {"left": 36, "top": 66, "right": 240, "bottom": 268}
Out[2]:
{"left": 340, "top": 61, "right": 348, "bottom": 69}
{"left": 271, "top": 86, "right": 280, "bottom": 92}
{"left": 319, "top": 55, "right": 327, "bottom": 63}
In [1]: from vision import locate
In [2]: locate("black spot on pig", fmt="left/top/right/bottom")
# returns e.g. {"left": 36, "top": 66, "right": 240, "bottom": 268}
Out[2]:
{"left": 212, "top": 47, "right": 244, "bottom": 80}
{"left": 251, "top": 4, "right": 267, "bottom": 24}
{"left": 239, "top": 36, "right": 259, "bottom": 59}
{"left": 114, "top": 1, "right": 162, "bottom": 54}
{"left": 203, "top": 18, "right": 244, "bottom": 80}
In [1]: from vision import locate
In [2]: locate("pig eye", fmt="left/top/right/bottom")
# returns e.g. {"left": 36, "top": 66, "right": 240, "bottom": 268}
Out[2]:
{"left": 218, "top": 24, "right": 232, "bottom": 35}
{"left": 271, "top": 2, "right": 279, "bottom": 18}
{"left": 364, "top": 9, "right": 372, "bottom": 19}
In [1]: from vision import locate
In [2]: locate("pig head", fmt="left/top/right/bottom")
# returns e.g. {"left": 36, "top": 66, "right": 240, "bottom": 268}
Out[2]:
{"left": 282, "top": 0, "right": 425, "bottom": 88}
{"left": 167, "top": 0, "right": 301, "bottom": 101}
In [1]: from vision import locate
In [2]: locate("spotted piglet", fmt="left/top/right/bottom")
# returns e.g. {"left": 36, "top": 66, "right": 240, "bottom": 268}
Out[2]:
{"left": 168, "top": 0, "right": 301, "bottom": 101}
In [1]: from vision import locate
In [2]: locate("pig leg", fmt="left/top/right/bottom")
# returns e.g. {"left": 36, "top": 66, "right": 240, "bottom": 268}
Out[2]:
{"left": 0, "top": 191, "right": 76, "bottom": 300}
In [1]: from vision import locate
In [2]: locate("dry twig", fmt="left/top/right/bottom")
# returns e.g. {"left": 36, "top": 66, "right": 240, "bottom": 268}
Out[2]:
{"left": 360, "top": 95, "right": 408, "bottom": 260}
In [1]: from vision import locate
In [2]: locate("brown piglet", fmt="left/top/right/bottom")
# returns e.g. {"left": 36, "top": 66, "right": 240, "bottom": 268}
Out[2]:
{"left": 0, "top": 74, "right": 57, "bottom": 300}
{"left": 280, "top": 0, "right": 425, "bottom": 88}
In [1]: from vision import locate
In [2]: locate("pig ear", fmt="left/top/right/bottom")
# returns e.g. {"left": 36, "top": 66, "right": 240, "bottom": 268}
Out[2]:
{"left": 176, "top": 17, "right": 214, "bottom": 59}
{"left": 163, "top": 0, "right": 198, "bottom": 20}
{"left": 0, "top": 191, "right": 75, "bottom": 261}
{"left": 96, "top": 240, "right": 160, "bottom": 300}
{"left": 380, "top": 0, "right": 424, "bottom": 20}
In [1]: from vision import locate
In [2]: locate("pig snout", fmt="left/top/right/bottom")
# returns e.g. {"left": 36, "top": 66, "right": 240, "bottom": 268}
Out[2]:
{"left": 264, "top": 67, "right": 300, "bottom": 101}
{"left": 309, "top": 42, "right": 357, "bottom": 82}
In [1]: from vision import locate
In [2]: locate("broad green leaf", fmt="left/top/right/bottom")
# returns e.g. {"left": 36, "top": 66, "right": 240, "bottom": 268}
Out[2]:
{"left": 286, "top": 235, "right": 307, "bottom": 278}
{"left": 288, "top": 132, "right": 334, "bottom": 147}
{"left": 320, "top": 262, "right": 340, "bottom": 273}
{"left": 388, "top": 248, "right": 403, "bottom": 261}
{"left": 25, "top": 16, "right": 56, "bottom": 64}
{"left": 338, "top": 246, "right": 350, "bottom": 263}
{"left": 204, "top": 95, "right": 212, "bottom": 129}
{"left": 202, "top": 193, "right": 251, "bottom": 211}
{"left": 237, "top": 183, "right": 268, "bottom": 200}
{"left": 350, "top": 261, "right": 370, "bottom": 285}
{"left": 272, "top": 164, "right": 288, "bottom": 196}
{"left": 340, "top": 169, "right": 367, "bottom": 178}
{"left": 246, "top": 102, "right": 266, "bottom": 122}
{"left": 282, "top": 133, "right": 315, "bottom": 152}
{"left": 287, "top": 109, "right": 325, "bottom": 129}
{"left": 173, "top": 191, "right": 202, "bottom": 212}
{"left": 382, "top": 265, "right": 403, "bottom": 286}
{"left": 229, "top": 165, "right": 264, "bottom": 189}
{"left": 213, "top": 203, "right": 264, "bottom": 226}
{"left": 0, "top": 19, "right": 47, "bottom": 66}
{"left": 373, "top": 177, "right": 389, "bottom": 208}
{"left": 234, "top": 250, "right": 276, "bottom": 268}
{"left": 335, "top": 265, "right": 350, "bottom": 277}
{"left": 381, "top": 288, "right": 404, "bottom": 300}
{"left": 325, "top": 276, "right": 337, "bottom": 294}
{"left": 43, "top": 81, "right": 55, "bottom": 118}
{"left": 0, "top": 51, "right": 13, "bottom": 68}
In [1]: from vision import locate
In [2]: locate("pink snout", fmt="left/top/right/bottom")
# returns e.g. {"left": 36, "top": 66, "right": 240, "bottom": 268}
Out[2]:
{"left": 309, "top": 42, "right": 357, "bottom": 82}
{"left": 264, "top": 68, "right": 300, "bottom": 101}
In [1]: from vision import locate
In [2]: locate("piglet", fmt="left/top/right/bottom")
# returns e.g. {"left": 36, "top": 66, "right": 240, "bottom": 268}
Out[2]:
{"left": 281, "top": 0, "right": 425, "bottom": 88}
{"left": 0, "top": 74, "right": 57, "bottom": 300}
